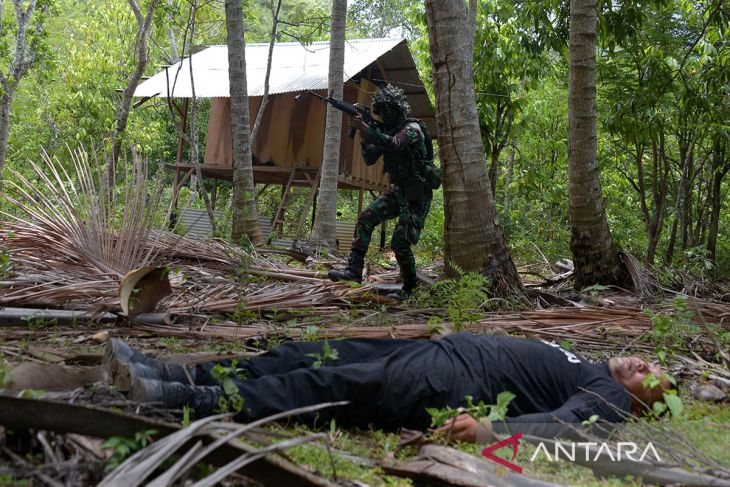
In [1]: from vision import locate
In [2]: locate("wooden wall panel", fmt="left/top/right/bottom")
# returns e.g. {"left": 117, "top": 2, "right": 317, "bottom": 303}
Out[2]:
{"left": 201, "top": 84, "right": 388, "bottom": 189}
{"left": 203, "top": 98, "right": 232, "bottom": 166}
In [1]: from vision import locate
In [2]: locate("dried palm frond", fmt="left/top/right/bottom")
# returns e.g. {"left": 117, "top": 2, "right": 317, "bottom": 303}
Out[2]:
{"left": 99, "top": 402, "right": 346, "bottom": 487}
{"left": 620, "top": 250, "right": 664, "bottom": 297}
{"left": 1, "top": 147, "right": 182, "bottom": 277}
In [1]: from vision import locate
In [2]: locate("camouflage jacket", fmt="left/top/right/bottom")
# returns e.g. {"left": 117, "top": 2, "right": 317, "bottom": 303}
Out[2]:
{"left": 360, "top": 121, "right": 429, "bottom": 189}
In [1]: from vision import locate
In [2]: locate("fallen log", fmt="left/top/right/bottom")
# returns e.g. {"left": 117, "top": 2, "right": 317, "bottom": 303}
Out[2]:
{"left": 0, "top": 307, "right": 170, "bottom": 327}
{"left": 0, "top": 307, "right": 117, "bottom": 326}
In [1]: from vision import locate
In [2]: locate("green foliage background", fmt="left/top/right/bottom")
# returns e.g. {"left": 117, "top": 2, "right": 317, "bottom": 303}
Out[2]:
{"left": 0, "top": 0, "right": 727, "bottom": 277}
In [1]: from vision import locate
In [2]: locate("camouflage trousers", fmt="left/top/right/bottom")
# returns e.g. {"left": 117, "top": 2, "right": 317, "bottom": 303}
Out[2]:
{"left": 350, "top": 189, "right": 431, "bottom": 290}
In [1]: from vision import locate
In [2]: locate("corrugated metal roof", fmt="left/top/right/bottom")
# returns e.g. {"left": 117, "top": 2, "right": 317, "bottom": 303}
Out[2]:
{"left": 134, "top": 37, "right": 410, "bottom": 99}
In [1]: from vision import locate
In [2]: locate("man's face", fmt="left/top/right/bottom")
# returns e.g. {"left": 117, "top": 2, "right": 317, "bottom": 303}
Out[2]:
{"left": 609, "top": 356, "right": 670, "bottom": 415}
{"left": 373, "top": 103, "right": 402, "bottom": 126}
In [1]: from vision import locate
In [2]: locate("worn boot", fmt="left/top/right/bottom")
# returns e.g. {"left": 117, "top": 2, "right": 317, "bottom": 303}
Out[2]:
{"left": 104, "top": 339, "right": 194, "bottom": 390}
{"left": 386, "top": 280, "right": 419, "bottom": 301}
{"left": 130, "top": 376, "right": 220, "bottom": 417}
{"left": 328, "top": 251, "right": 365, "bottom": 283}
{"left": 387, "top": 264, "right": 419, "bottom": 301}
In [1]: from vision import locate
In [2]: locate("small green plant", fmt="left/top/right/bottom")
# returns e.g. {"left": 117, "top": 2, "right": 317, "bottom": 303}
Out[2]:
{"left": 210, "top": 360, "right": 246, "bottom": 414}
{"left": 581, "top": 414, "right": 599, "bottom": 428}
{"left": 0, "top": 359, "right": 8, "bottom": 390}
{"left": 644, "top": 295, "right": 700, "bottom": 353}
{"left": 19, "top": 389, "right": 45, "bottom": 399}
{"left": 303, "top": 325, "right": 320, "bottom": 342}
{"left": 426, "top": 315, "right": 445, "bottom": 335}
{"left": 427, "top": 391, "right": 515, "bottom": 428}
{"left": 423, "top": 264, "right": 490, "bottom": 330}
{"left": 20, "top": 314, "right": 58, "bottom": 331}
{"left": 182, "top": 405, "right": 192, "bottom": 427}
{"left": 102, "top": 429, "right": 157, "bottom": 471}
{"left": 0, "top": 249, "right": 12, "bottom": 279}
{"left": 307, "top": 341, "right": 339, "bottom": 369}
{"left": 229, "top": 302, "right": 258, "bottom": 325}
{"left": 643, "top": 373, "right": 683, "bottom": 419}
{"left": 682, "top": 245, "right": 714, "bottom": 277}
{"left": 582, "top": 284, "right": 610, "bottom": 297}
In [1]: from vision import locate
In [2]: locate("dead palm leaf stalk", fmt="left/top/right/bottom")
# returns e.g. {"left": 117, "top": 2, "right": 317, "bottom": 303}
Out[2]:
{"left": 1, "top": 147, "right": 182, "bottom": 277}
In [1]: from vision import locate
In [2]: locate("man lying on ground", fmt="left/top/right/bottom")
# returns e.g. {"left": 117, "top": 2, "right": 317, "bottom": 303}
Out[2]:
{"left": 106, "top": 333, "right": 672, "bottom": 442}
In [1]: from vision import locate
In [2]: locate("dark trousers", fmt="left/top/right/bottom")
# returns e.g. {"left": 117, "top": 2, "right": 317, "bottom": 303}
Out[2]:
{"left": 194, "top": 338, "right": 460, "bottom": 430}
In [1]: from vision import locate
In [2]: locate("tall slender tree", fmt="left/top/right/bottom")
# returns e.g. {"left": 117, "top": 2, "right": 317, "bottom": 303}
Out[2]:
{"left": 107, "top": 0, "right": 162, "bottom": 187}
{"left": 250, "top": 0, "right": 282, "bottom": 142}
{"left": 567, "top": 0, "right": 627, "bottom": 288}
{"left": 0, "top": 0, "right": 49, "bottom": 189}
{"left": 226, "top": 0, "right": 264, "bottom": 245}
{"left": 311, "top": 0, "right": 347, "bottom": 246}
{"left": 424, "top": 0, "right": 525, "bottom": 301}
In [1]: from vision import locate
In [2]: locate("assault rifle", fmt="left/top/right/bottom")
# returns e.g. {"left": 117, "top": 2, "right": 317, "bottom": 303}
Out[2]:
{"left": 294, "top": 91, "right": 373, "bottom": 138}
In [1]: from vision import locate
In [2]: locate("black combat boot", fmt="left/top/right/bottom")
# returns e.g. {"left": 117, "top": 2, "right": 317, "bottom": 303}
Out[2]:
{"left": 328, "top": 251, "right": 365, "bottom": 283}
{"left": 387, "top": 272, "right": 419, "bottom": 302}
{"left": 130, "top": 377, "right": 221, "bottom": 417}
{"left": 104, "top": 339, "right": 195, "bottom": 390}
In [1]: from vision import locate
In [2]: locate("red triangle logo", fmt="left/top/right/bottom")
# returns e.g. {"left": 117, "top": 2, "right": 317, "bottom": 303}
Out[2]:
{"left": 481, "top": 432, "right": 523, "bottom": 474}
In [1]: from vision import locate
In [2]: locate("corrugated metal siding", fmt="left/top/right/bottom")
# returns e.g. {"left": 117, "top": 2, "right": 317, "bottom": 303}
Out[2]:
{"left": 179, "top": 208, "right": 356, "bottom": 251}
{"left": 179, "top": 209, "right": 273, "bottom": 239}
{"left": 335, "top": 221, "right": 356, "bottom": 253}
{"left": 135, "top": 38, "right": 407, "bottom": 99}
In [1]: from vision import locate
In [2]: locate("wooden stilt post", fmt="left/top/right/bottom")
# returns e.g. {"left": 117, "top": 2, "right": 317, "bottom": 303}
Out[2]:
{"left": 211, "top": 179, "right": 218, "bottom": 211}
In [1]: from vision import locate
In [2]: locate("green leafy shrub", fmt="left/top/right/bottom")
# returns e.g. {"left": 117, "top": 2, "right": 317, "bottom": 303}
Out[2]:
{"left": 306, "top": 341, "right": 339, "bottom": 369}
{"left": 644, "top": 295, "right": 700, "bottom": 353}
{"left": 421, "top": 264, "right": 490, "bottom": 330}
{"left": 210, "top": 361, "right": 246, "bottom": 414}
{"left": 102, "top": 429, "right": 157, "bottom": 471}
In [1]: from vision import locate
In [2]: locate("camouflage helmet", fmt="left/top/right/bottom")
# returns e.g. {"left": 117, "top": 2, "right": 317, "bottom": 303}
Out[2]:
{"left": 372, "top": 84, "right": 410, "bottom": 117}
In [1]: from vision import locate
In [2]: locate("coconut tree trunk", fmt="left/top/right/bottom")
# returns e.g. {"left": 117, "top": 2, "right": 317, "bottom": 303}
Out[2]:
{"left": 311, "top": 0, "right": 347, "bottom": 246}
{"left": 424, "top": 0, "right": 525, "bottom": 301}
{"left": 567, "top": 0, "right": 627, "bottom": 289}
{"left": 226, "top": 0, "right": 264, "bottom": 245}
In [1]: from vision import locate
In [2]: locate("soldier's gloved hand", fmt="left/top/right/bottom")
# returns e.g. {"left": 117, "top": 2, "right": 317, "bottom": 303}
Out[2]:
{"left": 348, "top": 114, "right": 369, "bottom": 133}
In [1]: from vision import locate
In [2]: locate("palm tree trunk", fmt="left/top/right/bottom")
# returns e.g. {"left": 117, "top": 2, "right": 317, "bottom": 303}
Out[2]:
{"left": 226, "top": 0, "right": 263, "bottom": 245}
{"left": 311, "top": 0, "right": 347, "bottom": 246}
{"left": 567, "top": 0, "right": 627, "bottom": 288}
{"left": 424, "top": 0, "right": 525, "bottom": 301}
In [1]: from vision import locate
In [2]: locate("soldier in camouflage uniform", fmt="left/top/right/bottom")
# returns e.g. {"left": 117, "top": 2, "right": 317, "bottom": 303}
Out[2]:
{"left": 328, "top": 85, "right": 432, "bottom": 299}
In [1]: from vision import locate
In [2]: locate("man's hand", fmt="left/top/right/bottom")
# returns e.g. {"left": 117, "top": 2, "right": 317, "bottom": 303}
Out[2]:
{"left": 434, "top": 413, "right": 479, "bottom": 443}
{"left": 348, "top": 114, "right": 369, "bottom": 133}
{"left": 433, "top": 413, "right": 495, "bottom": 444}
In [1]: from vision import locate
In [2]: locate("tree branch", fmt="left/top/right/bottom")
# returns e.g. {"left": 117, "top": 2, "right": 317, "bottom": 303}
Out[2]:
{"left": 128, "top": 0, "right": 143, "bottom": 27}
